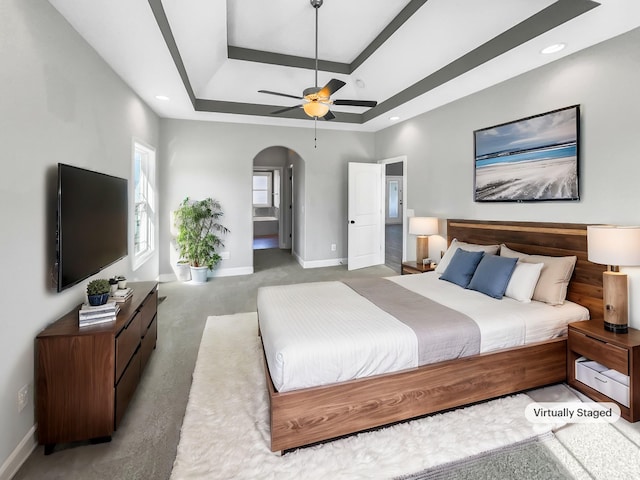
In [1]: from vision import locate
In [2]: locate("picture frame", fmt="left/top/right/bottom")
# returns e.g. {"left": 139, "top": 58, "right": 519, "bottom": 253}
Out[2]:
{"left": 473, "top": 105, "right": 580, "bottom": 202}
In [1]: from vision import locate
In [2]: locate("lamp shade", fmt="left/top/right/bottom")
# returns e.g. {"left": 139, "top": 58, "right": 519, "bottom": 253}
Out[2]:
{"left": 587, "top": 225, "right": 640, "bottom": 266}
{"left": 409, "top": 217, "right": 438, "bottom": 236}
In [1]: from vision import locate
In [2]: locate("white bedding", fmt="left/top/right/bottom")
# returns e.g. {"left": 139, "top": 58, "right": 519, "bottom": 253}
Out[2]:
{"left": 257, "top": 272, "right": 589, "bottom": 392}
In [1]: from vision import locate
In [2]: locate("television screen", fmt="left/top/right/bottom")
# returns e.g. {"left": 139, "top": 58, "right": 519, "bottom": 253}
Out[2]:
{"left": 57, "top": 163, "right": 128, "bottom": 291}
{"left": 473, "top": 105, "right": 580, "bottom": 202}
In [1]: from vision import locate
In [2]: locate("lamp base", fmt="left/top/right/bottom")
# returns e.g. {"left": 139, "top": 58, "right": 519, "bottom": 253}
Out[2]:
{"left": 602, "top": 271, "right": 629, "bottom": 334}
{"left": 416, "top": 236, "right": 429, "bottom": 264}
{"left": 604, "top": 321, "right": 628, "bottom": 334}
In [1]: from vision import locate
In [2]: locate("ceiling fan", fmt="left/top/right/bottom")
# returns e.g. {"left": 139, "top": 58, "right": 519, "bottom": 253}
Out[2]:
{"left": 258, "top": 0, "right": 377, "bottom": 121}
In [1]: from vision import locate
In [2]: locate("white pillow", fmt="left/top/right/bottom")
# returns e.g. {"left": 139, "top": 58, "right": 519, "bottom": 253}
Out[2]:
{"left": 505, "top": 262, "right": 544, "bottom": 303}
{"left": 435, "top": 239, "right": 500, "bottom": 274}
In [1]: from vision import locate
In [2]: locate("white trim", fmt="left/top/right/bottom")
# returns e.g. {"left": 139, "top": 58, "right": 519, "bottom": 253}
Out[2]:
{"left": 159, "top": 265, "right": 254, "bottom": 283}
{"left": 0, "top": 425, "right": 37, "bottom": 480}
{"left": 131, "top": 139, "right": 157, "bottom": 271}
{"left": 298, "top": 257, "right": 347, "bottom": 269}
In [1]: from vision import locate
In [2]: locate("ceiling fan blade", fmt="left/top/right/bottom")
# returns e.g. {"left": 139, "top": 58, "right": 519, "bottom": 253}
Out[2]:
{"left": 259, "top": 90, "right": 303, "bottom": 100}
{"left": 322, "top": 110, "right": 335, "bottom": 121}
{"left": 332, "top": 100, "right": 378, "bottom": 108}
{"left": 271, "top": 105, "right": 303, "bottom": 115}
{"left": 318, "top": 79, "right": 346, "bottom": 98}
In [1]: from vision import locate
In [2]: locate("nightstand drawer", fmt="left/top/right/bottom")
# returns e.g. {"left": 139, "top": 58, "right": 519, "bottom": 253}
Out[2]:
{"left": 575, "top": 358, "right": 630, "bottom": 407}
{"left": 569, "top": 331, "right": 628, "bottom": 375}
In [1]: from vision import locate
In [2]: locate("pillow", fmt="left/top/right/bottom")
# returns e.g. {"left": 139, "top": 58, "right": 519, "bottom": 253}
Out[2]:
{"left": 435, "top": 239, "right": 500, "bottom": 274}
{"left": 505, "top": 261, "right": 544, "bottom": 303}
{"left": 439, "top": 249, "right": 485, "bottom": 288}
{"left": 467, "top": 254, "right": 518, "bottom": 299}
{"left": 500, "top": 244, "right": 577, "bottom": 305}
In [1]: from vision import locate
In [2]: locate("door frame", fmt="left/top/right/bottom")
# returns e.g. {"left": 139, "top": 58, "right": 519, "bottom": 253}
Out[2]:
{"left": 378, "top": 155, "right": 408, "bottom": 263}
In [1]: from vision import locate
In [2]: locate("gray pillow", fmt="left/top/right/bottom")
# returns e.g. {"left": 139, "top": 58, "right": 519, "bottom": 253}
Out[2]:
{"left": 440, "top": 249, "right": 485, "bottom": 288}
{"left": 467, "top": 254, "right": 518, "bottom": 299}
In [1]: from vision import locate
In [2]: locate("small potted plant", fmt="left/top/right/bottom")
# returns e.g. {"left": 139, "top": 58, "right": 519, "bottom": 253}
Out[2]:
{"left": 87, "top": 279, "right": 111, "bottom": 306}
{"left": 108, "top": 277, "right": 119, "bottom": 294}
{"left": 116, "top": 275, "right": 127, "bottom": 289}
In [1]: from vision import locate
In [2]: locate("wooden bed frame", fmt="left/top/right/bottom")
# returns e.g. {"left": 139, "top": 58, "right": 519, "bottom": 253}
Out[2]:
{"left": 261, "top": 219, "right": 605, "bottom": 452}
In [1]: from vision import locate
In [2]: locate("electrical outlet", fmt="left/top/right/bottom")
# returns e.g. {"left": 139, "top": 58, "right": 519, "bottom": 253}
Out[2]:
{"left": 18, "top": 384, "right": 29, "bottom": 413}
{"left": 331, "top": 244, "right": 336, "bottom": 251}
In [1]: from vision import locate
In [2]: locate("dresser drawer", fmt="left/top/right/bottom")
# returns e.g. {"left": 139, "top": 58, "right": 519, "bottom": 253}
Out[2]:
{"left": 569, "top": 330, "right": 628, "bottom": 375}
{"left": 115, "top": 347, "right": 140, "bottom": 428}
{"left": 115, "top": 312, "right": 143, "bottom": 383}
{"left": 140, "top": 289, "right": 158, "bottom": 330}
{"left": 140, "top": 315, "right": 157, "bottom": 373}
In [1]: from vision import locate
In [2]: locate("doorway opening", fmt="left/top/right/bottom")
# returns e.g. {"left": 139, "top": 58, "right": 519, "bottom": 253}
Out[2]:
{"left": 382, "top": 158, "right": 406, "bottom": 273}
{"left": 251, "top": 147, "right": 303, "bottom": 259}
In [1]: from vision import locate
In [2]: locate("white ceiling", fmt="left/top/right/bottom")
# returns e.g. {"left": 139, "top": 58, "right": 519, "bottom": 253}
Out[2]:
{"left": 48, "top": 0, "right": 640, "bottom": 132}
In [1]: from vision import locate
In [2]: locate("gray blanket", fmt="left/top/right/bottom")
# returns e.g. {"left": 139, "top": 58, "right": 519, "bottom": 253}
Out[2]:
{"left": 342, "top": 277, "right": 480, "bottom": 365}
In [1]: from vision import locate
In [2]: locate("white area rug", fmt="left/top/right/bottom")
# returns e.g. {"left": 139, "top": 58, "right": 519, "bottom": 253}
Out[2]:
{"left": 170, "top": 313, "right": 555, "bottom": 480}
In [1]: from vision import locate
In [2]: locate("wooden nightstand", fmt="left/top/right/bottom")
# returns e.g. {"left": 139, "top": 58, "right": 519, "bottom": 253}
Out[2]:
{"left": 401, "top": 261, "right": 435, "bottom": 275}
{"left": 567, "top": 320, "right": 640, "bottom": 422}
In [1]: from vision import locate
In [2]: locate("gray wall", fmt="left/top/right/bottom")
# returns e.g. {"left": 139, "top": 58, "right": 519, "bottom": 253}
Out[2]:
{"left": 158, "top": 119, "right": 375, "bottom": 275}
{"left": 375, "top": 27, "right": 640, "bottom": 324}
{"left": 376, "top": 28, "right": 640, "bottom": 225}
{"left": 0, "top": 0, "right": 160, "bottom": 472}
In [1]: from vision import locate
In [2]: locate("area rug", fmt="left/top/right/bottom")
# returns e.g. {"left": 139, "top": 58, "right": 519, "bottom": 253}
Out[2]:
{"left": 170, "top": 313, "right": 560, "bottom": 480}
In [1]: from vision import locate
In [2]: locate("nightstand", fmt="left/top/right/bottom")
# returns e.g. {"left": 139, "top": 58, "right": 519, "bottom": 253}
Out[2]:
{"left": 401, "top": 261, "right": 435, "bottom": 275}
{"left": 567, "top": 320, "right": 640, "bottom": 422}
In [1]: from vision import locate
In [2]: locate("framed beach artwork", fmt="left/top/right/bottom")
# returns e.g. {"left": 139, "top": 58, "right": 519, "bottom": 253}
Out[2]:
{"left": 473, "top": 105, "right": 580, "bottom": 202}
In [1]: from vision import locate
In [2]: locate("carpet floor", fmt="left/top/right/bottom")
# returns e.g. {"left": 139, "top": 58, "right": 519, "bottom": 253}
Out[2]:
{"left": 170, "top": 313, "right": 566, "bottom": 480}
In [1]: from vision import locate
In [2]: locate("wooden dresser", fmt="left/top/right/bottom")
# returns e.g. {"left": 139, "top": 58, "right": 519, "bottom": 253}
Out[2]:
{"left": 36, "top": 281, "right": 158, "bottom": 453}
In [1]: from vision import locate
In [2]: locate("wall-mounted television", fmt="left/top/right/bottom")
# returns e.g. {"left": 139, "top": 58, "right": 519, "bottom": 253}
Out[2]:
{"left": 473, "top": 105, "right": 580, "bottom": 202}
{"left": 56, "top": 163, "right": 128, "bottom": 292}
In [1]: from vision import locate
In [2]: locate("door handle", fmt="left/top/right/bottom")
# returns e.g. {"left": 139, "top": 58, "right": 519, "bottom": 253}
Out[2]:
{"left": 350, "top": 220, "right": 355, "bottom": 224}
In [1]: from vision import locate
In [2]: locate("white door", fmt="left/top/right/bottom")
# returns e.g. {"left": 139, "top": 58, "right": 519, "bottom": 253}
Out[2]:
{"left": 348, "top": 162, "right": 384, "bottom": 270}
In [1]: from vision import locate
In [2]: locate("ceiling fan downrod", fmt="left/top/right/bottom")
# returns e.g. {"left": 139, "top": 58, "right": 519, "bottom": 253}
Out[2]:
{"left": 311, "top": 0, "right": 323, "bottom": 89}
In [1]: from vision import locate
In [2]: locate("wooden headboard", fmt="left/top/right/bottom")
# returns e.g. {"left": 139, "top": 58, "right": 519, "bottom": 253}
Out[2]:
{"left": 447, "top": 219, "right": 605, "bottom": 320}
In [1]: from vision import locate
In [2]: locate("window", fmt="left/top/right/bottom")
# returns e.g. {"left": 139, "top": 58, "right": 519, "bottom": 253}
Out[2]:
{"left": 133, "top": 141, "right": 156, "bottom": 268}
{"left": 253, "top": 171, "right": 272, "bottom": 207}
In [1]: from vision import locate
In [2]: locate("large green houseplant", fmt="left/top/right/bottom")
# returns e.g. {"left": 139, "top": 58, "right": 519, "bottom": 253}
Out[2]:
{"left": 174, "top": 197, "right": 230, "bottom": 283}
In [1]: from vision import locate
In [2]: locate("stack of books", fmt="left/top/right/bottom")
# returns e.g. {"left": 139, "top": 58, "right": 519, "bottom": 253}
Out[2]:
{"left": 79, "top": 301, "right": 120, "bottom": 327}
{"left": 111, "top": 287, "right": 133, "bottom": 303}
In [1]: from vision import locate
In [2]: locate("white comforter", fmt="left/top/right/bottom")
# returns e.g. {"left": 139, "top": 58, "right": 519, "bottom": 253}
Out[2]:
{"left": 257, "top": 272, "right": 589, "bottom": 392}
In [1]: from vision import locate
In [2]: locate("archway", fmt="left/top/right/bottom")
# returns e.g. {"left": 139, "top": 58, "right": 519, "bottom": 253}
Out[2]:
{"left": 252, "top": 146, "right": 304, "bottom": 260}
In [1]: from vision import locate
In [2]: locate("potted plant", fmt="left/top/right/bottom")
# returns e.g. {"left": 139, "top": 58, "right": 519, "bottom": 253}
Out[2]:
{"left": 87, "top": 279, "right": 111, "bottom": 306}
{"left": 108, "top": 277, "right": 119, "bottom": 294}
{"left": 174, "top": 197, "right": 230, "bottom": 283}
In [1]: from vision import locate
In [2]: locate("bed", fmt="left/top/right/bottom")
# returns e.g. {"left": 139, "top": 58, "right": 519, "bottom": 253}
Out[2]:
{"left": 257, "top": 220, "right": 606, "bottom": 452}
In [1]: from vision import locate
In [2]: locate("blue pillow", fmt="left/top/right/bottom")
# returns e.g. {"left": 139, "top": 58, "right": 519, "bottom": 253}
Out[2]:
{"left": 439, "top": 249, "right": 485, "bottom": 288}
{"left": 467, "top": 254, "right": 518, "bottom": 299}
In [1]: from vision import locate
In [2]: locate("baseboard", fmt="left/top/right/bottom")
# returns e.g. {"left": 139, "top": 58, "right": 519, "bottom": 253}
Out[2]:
{"left": 0, "top": 425, "right": 37, "bottom": 480}
{"left": 298, "top": 257, "right": 347, "bottom": 269}
{"left": 160, "top": 266, "right": 254, "bottom": 283}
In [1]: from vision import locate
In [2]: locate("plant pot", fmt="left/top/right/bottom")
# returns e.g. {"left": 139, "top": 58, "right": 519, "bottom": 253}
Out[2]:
{"left": 190, "top": 266, "right": 209, "bottom": 284}
{"left": 88, "top": 293, "right": 110, "bottom": 306}
{"left": 175, "top": 262, "right": 191, "bottom": 282}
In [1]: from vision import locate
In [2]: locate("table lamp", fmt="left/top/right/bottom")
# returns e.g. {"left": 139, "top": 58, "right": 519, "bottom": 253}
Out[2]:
{"left": 587, "top": 225, "right": 640, "bottom": 333}
{"left": 409, "top": 217, "right": 439, "bottom": 264}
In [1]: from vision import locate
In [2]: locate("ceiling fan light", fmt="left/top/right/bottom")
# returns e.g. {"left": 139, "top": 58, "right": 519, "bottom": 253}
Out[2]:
{"left": 303, "top": 101, "right": 330, "bottom": 118}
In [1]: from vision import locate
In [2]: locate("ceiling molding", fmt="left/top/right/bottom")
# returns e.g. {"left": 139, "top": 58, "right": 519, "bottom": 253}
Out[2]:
{"left": 148, "top": 0, "right": 600, "bottom": 124}
{"left": 363, "top": 0, "right": 600, "bottom": 121}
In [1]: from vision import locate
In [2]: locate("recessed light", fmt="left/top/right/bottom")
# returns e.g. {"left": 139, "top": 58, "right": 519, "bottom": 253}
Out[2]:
{"left": 541, "top": 43, "right": 566, "bottom": 54}
{"left": 155, "top": 95, "right": 170, "bottom": 101}
{"left": 355, "top": 79, "right": 365, "bottom": 89}
{"left": 390, "top": 116, "right": 400, "bottom": 122}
